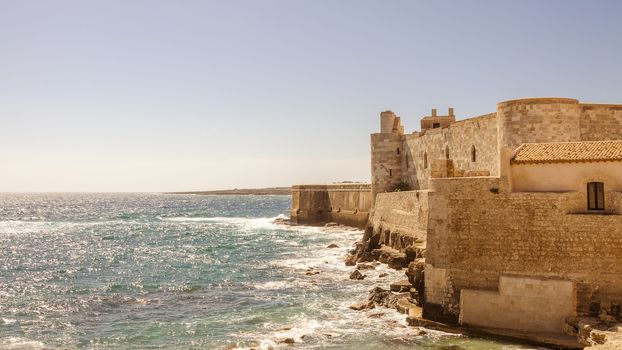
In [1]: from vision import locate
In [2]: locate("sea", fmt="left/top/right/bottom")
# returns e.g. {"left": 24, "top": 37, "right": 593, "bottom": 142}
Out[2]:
{"left": 0, "top": 193, "right": 548, "bottom": 350}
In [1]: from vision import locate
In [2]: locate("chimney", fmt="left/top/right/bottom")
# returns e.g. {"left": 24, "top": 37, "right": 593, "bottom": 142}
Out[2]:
{"left": 448, "top": 107, "right": 454, "bottom": 116}
{"left": 431, "top": 108, "right": 437, "bottom": 117}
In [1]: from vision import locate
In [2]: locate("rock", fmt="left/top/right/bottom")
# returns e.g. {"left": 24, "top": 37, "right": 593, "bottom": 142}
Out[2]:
{"left": 405, "top": 259, "right": 426, "bottom": 305}
{"left": 273, "top": 217, "right": 293, "bottom": 226}
{"left": 350, "top": 269, "right": 366, "bottom": 280}
{"left": 276, "top": 337, "right": 295, "bottom": 344}
{"left": 409, "top": 288, "right": 419, "bottom": 302}
{"left": 327, "top": 243, "right": 339, "bottom": 248}
{"left": 356, "top": 263, "right": 375, "bottom": 270}
{"left": 591, "top": 330, "right": 608, "bottom": 344}
{"left": 395, "top": 296, "right": 418, "bottom": 314}
{"left": 368, "top": 312, "right": 385, "bottom": 318}
{"left": 390, "top": 279, "right": 412, "bottom": 292}
{"left": 416, "top": 329, "right": 427, "bottom": 335}
{"left": 404, "top": 245, "right": 418, "bottom": 263}
{"left": 344, "top": 255, "right": 357, "bottom": 266}
{"left": 367, "top": 287, "right": 404, "bottom": 308}
{"left": 406, "top": 259, "right": 426, "bottom": 285}
{"left": 371, "top": 247, "right": 407, "bottom": 270}
{"left": 378, "top": 272, "right": 389, "bottom": 278}
{"left": 324, "top": 222, "right": 339, "bottom": 227}
{"left": 305, "top": 270, "right": 320, "bottom": 276}
{"left": 348, "top": 227, "right": 381, "bottom": 263}
{"left": 349, "top": 300, "right": 375, "bottom": 310}
{"left": 440, "top": 346, "right": 465, "bottom": 350}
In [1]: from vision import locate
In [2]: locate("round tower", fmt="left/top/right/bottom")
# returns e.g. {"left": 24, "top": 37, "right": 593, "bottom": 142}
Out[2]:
{"left": 497, "top": 97, "right": 582, "bottom": 151}
{"left": 371, "top": 111, "right": 404, "bottom": 204}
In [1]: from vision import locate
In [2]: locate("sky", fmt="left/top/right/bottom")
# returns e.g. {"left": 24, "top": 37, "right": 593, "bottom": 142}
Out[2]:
{"left": 1, "top": 0, "right": 622, "bottom": 192}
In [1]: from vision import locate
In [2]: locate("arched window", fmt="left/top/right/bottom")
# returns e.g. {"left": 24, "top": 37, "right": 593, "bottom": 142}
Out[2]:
{"left": 471, "top": 145, "right": 477, "bottom": 162}
{"left": 423, "top": 152, "right": 428, "bottom": 169}
{"left": 445, "top": 145, "right": 450, "bottom": 159}
{"left": 587, "top": 182, "right": 605, "bottom": 210}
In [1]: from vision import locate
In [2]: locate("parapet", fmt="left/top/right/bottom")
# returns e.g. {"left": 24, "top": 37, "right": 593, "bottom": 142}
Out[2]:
{"left": 497, "top": 97, "right": 579, "bottom": 109}
{"left": 420, "top": 108, "right": 456, "bottom": 132}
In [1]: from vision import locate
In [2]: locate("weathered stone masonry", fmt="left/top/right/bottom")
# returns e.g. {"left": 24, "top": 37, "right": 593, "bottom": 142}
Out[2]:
{"left": 290, "top": 184, "right": 371, "bottom": 228}
{"left": 367, "top": 97, "right": 622, "bottom": 344}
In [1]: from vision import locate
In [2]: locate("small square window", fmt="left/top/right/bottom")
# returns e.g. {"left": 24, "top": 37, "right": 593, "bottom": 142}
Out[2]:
{"left": 432, "top": 122, "right": 441, "bottom": 128}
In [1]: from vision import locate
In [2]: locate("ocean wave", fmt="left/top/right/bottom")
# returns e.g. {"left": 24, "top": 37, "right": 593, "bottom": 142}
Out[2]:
{"left": 0, "top": 337, "right": 47, "bottom": 350}
{"left": 158, "top": 215, "right": 289, "bottom": 231}
{"left": 1, "top": 318, "right": 17, "bottom": 325}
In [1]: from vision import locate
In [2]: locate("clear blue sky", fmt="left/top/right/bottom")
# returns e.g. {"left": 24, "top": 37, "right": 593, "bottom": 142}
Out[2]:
{"left": 1, "top": 0, "right": 621, "bottom": 192}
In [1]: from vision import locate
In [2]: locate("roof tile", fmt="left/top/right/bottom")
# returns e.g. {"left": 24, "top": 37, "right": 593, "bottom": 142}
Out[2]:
{"left": 512, "top": 140, "right": 622, "bottom": 164}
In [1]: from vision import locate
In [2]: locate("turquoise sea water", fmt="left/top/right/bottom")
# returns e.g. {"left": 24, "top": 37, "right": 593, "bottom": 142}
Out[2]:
{"left": 0, "top": 193, "right": 547, "bottom": 350}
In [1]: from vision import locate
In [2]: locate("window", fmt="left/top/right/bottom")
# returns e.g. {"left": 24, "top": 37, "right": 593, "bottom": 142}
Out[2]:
{"left": 471, "top": 145, "right": 477, "bottom": 162}
{"left": 397, "top": 147, "right": 400, "bottom": 155}
{"left": 445, "top": 145, "right": 450, "bottom": 159}
{"left": 432, "top": 122, "right": 441, "bottom": 128}
{"left": 389, "top": 169, "right": 392, "bottom": 177}
{"left": 587, "top": 182, "right": 605, "bottom": 210}
{"left": 423, "top": 152, "right": 428, "bottom": 169}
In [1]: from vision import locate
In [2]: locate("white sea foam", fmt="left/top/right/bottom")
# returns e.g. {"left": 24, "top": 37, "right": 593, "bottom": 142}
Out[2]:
{"left": 1, "top": 318, "right": 17, "bottom": 325}
{"left": 159, "top": 215, "right": 287, "bottom": 231}
{"left": 0, "top": 337, "right": 47, "bottom": 350}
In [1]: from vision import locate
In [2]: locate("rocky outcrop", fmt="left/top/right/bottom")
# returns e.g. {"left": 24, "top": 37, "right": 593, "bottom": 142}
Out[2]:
{"left": 564, "top": 317, "right": 622, "bottom": 349}
{"left": 367, "top": 287, "right": 405, "bottom": 309}
{"left": 404, "top": 259, "right": 426, "bottom": 306}
{"left": 345, "top": 225, "right": 425, "bottom": 270}
{"left": 349, "top": 269, "right": 366, "bottom": 280}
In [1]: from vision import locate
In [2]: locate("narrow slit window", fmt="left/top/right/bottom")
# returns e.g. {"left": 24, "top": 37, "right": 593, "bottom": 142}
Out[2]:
{"left": 397, "top": 147, "right": 400, "bottom": 155}
{"left": 587, "top": 182, "right": 605, "bottom": 211}
{"left": 389, "top": 169, "right": 392, "bottom": 177}
{"left": 471, "top": 145, "right": 476, "bottom": 162}
{"left": 445, "top": 145, "right": 450, "bottom": 159}
{"left": 423, "top": 153, "right": 428, "bottom": 169}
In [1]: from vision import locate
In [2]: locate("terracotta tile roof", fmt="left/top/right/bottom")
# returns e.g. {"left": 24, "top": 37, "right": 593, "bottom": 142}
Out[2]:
{"left": 512, "top": 140, "right": 622, "bottom": 164}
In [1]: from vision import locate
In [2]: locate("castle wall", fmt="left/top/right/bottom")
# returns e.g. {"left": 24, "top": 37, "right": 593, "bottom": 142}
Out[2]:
{"left": 497, "top": 98, "right": 582, "bottom": 150}
{"left": 580, "top": 104, "right": 622, "bottom": 141}
{"left": 368, "top": 190, "right": 428, "bottom": 250}
{"left": 424, "top": 176, "right": 622, "bottom": 328}
{"left": 290, "top": 184, "right": 371, "bottom": 228}
{"left": 402, "top": 114, "right": 498, "bottom": 190}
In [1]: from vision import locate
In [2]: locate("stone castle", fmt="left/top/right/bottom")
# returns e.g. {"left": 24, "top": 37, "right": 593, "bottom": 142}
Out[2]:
{"left": 291, "top": 97, "right": 622, "bottom": 347}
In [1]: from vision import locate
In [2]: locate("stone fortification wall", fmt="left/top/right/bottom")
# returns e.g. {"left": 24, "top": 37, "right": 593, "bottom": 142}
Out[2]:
{"left": 290, "top": 184, "right": 371, "bottom": 228}
{"left": 497, "top": 98, "right": 582, "bottom": 150}
{"left": 369, "top": 190, "right": 428, "bottom": 250}
{"left": 424, "top": 176, "right": 622, "bottom": 327}
{"left": 371, "top": 133, "right": 402, "bottom": 198}
{"left": 580, "top": 104, "right": 622, "bottom": 141}
{"left": 460, "top": 276, "right": 576, "bottom": 334}
{"left": 402, "top": 113, "right": 498, "bottom": 190}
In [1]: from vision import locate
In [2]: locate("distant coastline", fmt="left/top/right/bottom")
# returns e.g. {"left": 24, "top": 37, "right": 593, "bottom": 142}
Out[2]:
{"left": 165, "top": 187, "right": 291, "bottom": 195}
